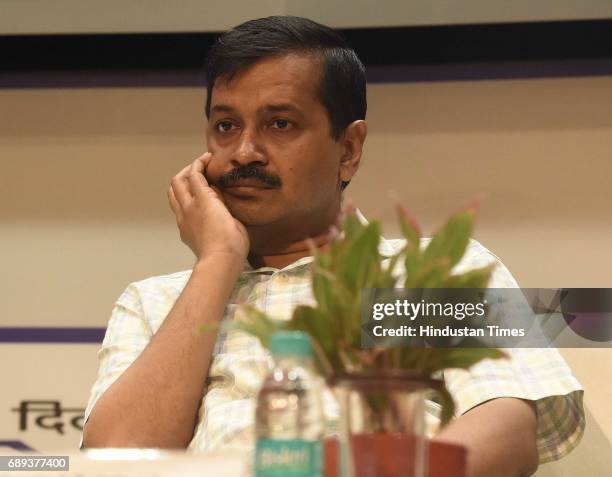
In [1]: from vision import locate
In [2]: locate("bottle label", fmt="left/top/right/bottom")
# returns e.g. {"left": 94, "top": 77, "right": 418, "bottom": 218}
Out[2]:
{"left": 255, "top": 439, "right": 322, "bottom": 477}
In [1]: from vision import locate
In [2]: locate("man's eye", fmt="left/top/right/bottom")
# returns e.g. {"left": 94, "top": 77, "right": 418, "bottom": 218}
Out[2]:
{"left": 271, "top": 119, "right": 290, "bottom": 130}
{"left": 216, "top": 121, "right": 235, "bottom": 132}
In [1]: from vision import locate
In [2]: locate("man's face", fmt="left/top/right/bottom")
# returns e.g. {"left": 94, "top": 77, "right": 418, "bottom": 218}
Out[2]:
{"left": 205, "top": 53, "right": 347, "bottom": 236}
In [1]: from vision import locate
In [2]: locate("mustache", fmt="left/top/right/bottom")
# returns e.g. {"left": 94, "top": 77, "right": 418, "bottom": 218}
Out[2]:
{"left": 215, "top": 164, "right": 282, "bottom": 188}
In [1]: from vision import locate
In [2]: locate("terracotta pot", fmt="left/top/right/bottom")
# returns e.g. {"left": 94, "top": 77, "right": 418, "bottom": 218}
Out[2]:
{"left": 329, "top": 372, "right": 444, "bottom": 477}
{"left": 324, "top": 436, "right": 466, "bottom": 477}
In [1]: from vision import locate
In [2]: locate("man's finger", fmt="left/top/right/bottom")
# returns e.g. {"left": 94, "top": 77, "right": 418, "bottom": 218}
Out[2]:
{"left": 171, "top": 163, "right": 193, "bottom": 207}
{"left": 188, "top": 153, "right": 213, "bottom": 196}
{"left": 167, "top": 185, "right": 180, "bottom": 216}
{"left": 198, "top": 152, "right": 213, "bottom": 186}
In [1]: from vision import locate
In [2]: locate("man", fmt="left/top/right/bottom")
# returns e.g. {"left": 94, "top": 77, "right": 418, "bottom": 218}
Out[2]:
{"left": 82, "top": 16, "right": 584, "bottom": 477}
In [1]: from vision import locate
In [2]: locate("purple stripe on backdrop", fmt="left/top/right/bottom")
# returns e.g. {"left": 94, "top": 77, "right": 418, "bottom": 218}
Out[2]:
{"left": 1, "top": 58, "right": 612, "bottom": 89}
{"left": 0, "top": 327, "right": 105, "bottom": 343}
{"left": 0, "top": 440, "right": 37, "bottom": 452}
{"left": 0, "top": 69, "right": 206, "bottom": 88}
{"left": 367, "top": 58, "right": 612, "bottom": 83}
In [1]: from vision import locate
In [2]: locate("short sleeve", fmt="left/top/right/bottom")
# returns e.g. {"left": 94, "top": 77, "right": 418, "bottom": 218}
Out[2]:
{"left": 80, "top": 283, "right": 153, "bottom": 448}
{"left": 443, "top": 240, "right": 585, "bottom": 463}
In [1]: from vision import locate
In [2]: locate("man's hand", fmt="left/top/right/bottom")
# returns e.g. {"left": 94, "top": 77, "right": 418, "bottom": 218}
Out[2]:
{"left": 168, "top": 153, "right": 249, "bottom": 262}
{"left": 83, "top": 154, "right": 249, "bottom": 447}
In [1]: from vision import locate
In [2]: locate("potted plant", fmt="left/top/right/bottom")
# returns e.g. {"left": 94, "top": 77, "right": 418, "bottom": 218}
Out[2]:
{"left": 232, "top": 204, "right": 507, "bottom": 477}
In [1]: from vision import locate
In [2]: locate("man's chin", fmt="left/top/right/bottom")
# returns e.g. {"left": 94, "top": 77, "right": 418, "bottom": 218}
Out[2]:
{"left": 224, "top": 200, "right": 278, "bottom": 228}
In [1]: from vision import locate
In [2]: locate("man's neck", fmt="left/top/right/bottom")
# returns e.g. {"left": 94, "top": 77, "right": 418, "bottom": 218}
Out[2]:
{"left": 247, "top": 249, "right": 309, "bottom": 270}
{"left": 247, "top": 221, "right": 337, "bottom": 270}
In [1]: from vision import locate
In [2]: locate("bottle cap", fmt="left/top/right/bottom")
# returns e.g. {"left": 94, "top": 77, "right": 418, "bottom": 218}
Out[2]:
{"left": 269, "top": 331, "right": 312, "bottom": 358}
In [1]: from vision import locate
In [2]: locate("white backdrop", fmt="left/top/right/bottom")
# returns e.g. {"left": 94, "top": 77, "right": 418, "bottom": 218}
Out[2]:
{"left": 0, "top": 344, "right": 98, "bottom": 452}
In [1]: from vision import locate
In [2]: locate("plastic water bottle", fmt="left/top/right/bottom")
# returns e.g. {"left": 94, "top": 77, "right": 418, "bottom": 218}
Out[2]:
{"left": 255, "top": 331, "right": 325, "bottom": 477}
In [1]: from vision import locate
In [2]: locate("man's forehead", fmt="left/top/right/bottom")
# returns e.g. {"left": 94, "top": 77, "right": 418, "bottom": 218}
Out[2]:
{"left": 211, "top": 102, "right": 306, "bottom": 117}
{"left": 210, "top": 53, "right": 324, "bottom": 111}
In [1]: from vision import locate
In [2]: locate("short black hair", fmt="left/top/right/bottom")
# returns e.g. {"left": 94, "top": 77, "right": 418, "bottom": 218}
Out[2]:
{"left": 204, "top": 15, "right": 367, "bottom": 142}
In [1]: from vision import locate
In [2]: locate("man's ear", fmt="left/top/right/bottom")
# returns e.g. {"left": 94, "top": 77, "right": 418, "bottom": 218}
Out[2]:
{"left": 339, "top": 120, "right": 367, "bottom": 185}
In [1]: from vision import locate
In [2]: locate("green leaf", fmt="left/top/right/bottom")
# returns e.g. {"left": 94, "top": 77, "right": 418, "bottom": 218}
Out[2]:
{"left": 403, "top": 249, "right": 420, "bottom": 287}
{"left": 433, "top": 386, "right": 456, "bottom": 428}
{"left": 406, "top": 258, "right": 451, "bottom": 289}
{"left": 311, "top": 265, "right": 337, "bottom": 314}
{"left": 422, "top": 210, "right": 474, "bottom": 268}
{"left": 340, "top": 222, "right": 381, "bottom": 293}
{"left": 292, "top": 306, "right": 336, "bottom": 361}
{"left": 396, "top": 203, "right": 421, "bottom": 250}
{"left": 342, "top": 213, "right": 365, "bottom": 241}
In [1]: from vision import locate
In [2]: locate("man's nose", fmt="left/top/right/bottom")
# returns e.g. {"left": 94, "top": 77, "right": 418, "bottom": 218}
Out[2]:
{"left": 231, "top": 127, "right": 267, "bottom": 168}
